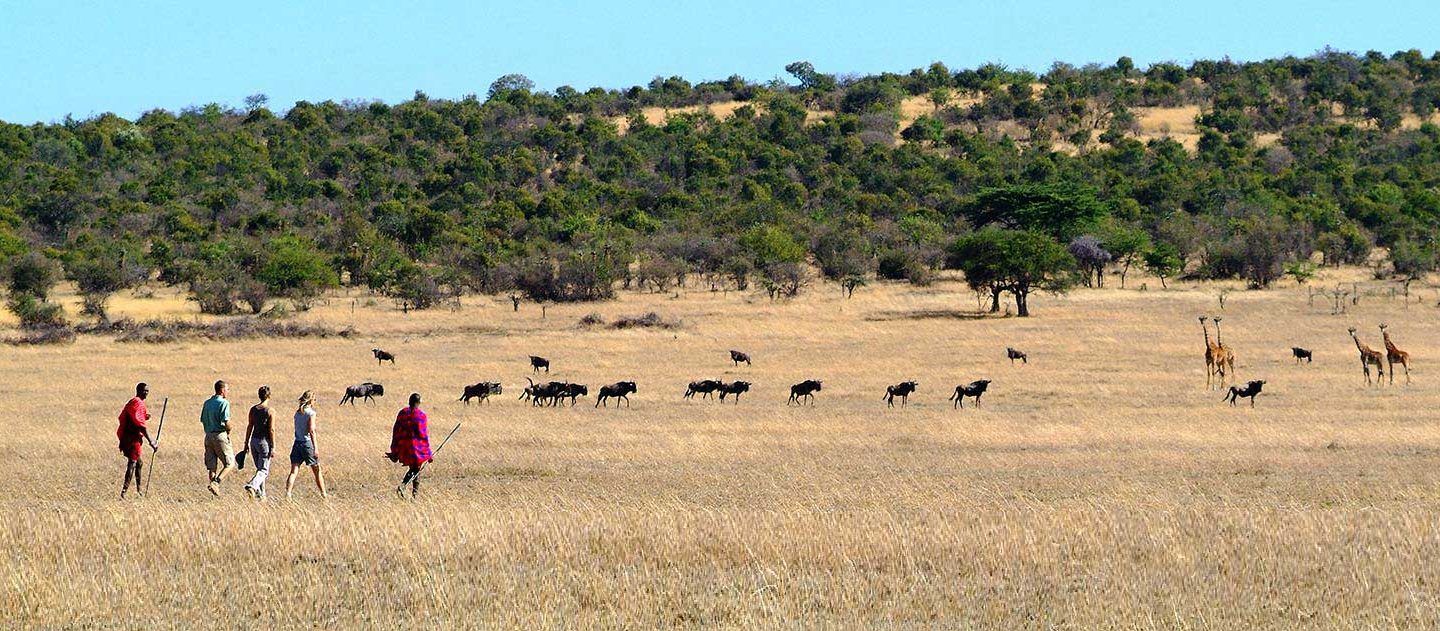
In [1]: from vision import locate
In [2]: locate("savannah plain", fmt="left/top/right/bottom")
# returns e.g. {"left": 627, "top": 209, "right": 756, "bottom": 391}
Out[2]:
{"left": 3, "top": 267, "right": 1439, "bottom": 629}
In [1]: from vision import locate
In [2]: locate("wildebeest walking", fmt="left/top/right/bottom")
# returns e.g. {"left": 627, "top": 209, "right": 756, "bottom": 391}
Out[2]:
{"left": 529, "top": 356, "right": 550, "bottom": 373}
{"left": 340, "top": 382, "right": 385, "bottom": 405}
{"left": 372, "top": 348, "right": 396, "bottom": 365}
{"left": 596, "top": 381, "right": 638, "bottom": 407}
{"left": 1006, "top": 347, "right": 1028, "bottom": 364}
{"left": 717, "top": 381, "right": 750, "bottom": 403}
{"left": 1291, "top": 347, "right": 1313, "bottom": 364}
{"left": 555, "top": 383, "right": 588, "bottom": 406}
{"left": 685, "top": 379, "right": 723, "bottom": 400}
{"left": 459, "top": 382, "right": 502, "bottom": 405}
{"left": 1224, "top": 380, "right": 1266, "bottom": 407}
{"left": 729, "top": 350, "right": 751, "bottom": 366}
{"left": 788, "top": 380, "right": 823, "bottom": 406}
{"left": 949, "top": 380, "right": 990, "bottom": 409}
{"left": 883, "top": 381, "right": 918, "bottom": 407}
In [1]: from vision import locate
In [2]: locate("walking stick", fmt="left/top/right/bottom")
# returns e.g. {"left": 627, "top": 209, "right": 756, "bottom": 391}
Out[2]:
{"left": 144, "top": 398, "right": 168, "bottom": 496}
{"left": 397, "top": 422, "right": 461, "bottom": 491}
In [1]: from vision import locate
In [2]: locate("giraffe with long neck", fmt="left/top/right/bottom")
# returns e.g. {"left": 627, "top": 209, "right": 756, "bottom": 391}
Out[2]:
{"left": 1349, "top": 327, "right": 1385, "bottom": 386}
{"left": 1213, "top": 317, "right": 1236, "bottom": 386}
{"left": 1200, "top": 316, "right": 1223, "bottom": 389}
{"left": 1380, "top": 323, "right": 1411, "bottom": 385}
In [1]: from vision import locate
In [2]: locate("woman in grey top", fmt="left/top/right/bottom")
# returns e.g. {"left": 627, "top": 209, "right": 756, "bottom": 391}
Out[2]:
{"left": 242, "top": 385, "right": 274, "bottom": 499}
{"left": 284, "top": 391, "right": 327, "bottom": 498}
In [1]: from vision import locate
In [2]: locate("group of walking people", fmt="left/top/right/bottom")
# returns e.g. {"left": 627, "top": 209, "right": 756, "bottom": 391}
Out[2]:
{"left": 115, "top": 381, "right": 437, "bottom": 499}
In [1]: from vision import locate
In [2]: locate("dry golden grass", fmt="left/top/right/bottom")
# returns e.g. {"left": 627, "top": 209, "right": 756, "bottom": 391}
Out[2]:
{"left": 611, "top": 102, "right": 829, "bottom": 134}
{"left": 5, "top": 268, "right": 1440, "bottom": 628}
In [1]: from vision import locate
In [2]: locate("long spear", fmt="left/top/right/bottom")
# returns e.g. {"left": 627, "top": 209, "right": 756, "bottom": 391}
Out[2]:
{"left": 144, "top": 397, "right": 168, "bottom": 496}
{"left": 397, "top": 422, "right": 461, "bottom": 492}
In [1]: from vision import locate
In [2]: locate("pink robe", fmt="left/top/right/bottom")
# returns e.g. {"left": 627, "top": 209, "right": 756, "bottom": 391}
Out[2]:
{"left": 388, "top": 406, "right": 432, "bottom": 467}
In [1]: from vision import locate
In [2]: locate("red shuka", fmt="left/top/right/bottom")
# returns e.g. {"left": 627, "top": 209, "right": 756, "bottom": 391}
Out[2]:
{"left": 388, "top": 406, "right": 432, "bottom": 468}
{"left": 117, "top": 397, "right": 149, "bottom": 461}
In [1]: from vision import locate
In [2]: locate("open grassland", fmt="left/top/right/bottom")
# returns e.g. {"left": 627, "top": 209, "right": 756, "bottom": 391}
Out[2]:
{"left": 4, "top": 269, "right": 1440, "bottom": 628}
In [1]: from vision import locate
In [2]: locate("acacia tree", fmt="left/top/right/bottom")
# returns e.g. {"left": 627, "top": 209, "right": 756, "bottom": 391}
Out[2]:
{"left": 1068, "top": 235, "right": 1111, "bottom": 288}
{"left": 1100, "top": 224, "right": 1151, "bottom": 288}
{"left": 1144, "top": 243, "right": 1183, "bottom": 288}
{"left": 950, "top": 228, "right": 1075, "bottom": 317}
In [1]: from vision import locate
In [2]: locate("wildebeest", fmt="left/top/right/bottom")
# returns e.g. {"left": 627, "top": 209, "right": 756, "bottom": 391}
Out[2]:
{"left": 459, "top": 382, "right": 502, "bottom": 405}
{"left": 596, "top": 381, "right": 637, "bottom": 407}
{"left": 884, "top": 381, "right": 918, "bottom": 407}
{"left": 372, "top": 348, "right": 395, "bottom": 365}
{"left": 949, "top": 380, "right": 990, "bottom": 409}
{"left": 529, "top": 355, "right": 550, "bottom": 372}
{"left": 1225, "top": 380, "right": 1266, "bottom": 407}
{"left": 522, "top": 379, "right": 571, "bottom": 406}
{"left": 340, "top": 382, "right": 385, "bottom": 405}
{"left": 555, "top": 382, "right": 588, "bottom": 406}
{"left": 1292, "top": 347, "right": 1313, "bottom": 364}
{"left": 1006, "top": 347, "right": 1028, "bottom": 364}
{"left": 730, "top": 350, "right": 751, "bottom": 366}
{"left": 717, "top": 381, "right": 750, "bottom": 403}
{"left": 520, "top": 378, "right": 560, "bottom": 404}
{"left": 685, "top": 379, "right": 723, "bottom": 399}
{"left": 788, "top": 380, "right": 823, "bottom": 406}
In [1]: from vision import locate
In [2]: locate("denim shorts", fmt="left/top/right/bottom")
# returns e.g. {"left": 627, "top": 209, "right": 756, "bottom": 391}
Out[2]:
{"left": 289, "top": 438, "right": 318, "bottom": 466}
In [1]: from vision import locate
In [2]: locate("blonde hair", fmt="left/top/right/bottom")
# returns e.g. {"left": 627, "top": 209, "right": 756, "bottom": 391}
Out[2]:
{"left": 296, "top": 390, "right": 315, "bottom": 413}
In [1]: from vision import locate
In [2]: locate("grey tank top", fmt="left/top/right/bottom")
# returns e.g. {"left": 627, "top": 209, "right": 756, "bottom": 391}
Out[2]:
{"left": 294, "top": 407, "right": 315, "bottom": 441}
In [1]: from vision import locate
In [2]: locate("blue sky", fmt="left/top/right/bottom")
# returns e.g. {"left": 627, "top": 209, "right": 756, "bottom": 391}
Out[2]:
{"left": 1, "top": 0, "right": 1437, "bottom": 124}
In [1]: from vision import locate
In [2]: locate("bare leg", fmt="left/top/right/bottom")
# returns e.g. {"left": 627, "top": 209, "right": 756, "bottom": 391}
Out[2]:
{"left": 311, "top": 465, "right": 327, "bottom": 498}
{"left": 121, "top": 460, "right": 136, "bottom": 498}
{"left": 285, "top": 464, "right": 299, "bottom": 498}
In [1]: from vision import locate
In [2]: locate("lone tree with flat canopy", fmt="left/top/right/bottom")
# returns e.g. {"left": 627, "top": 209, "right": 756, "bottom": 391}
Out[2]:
{"left": 949, "top": 228, "right": 1075, "bottom": 317}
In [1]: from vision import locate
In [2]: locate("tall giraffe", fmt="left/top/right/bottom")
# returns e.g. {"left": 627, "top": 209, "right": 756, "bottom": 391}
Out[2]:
{"left": 1213, "top": 317, "right": 1236, "bottom": 386}
{"left": 1380, "top": 323, "right": 1411, "bottom": 385}
{"left": 1199, "top": 316, "right": 1224, "bottom": 389}
{"left": 1348, "top": 327, "right": 1385, "bottom": 386}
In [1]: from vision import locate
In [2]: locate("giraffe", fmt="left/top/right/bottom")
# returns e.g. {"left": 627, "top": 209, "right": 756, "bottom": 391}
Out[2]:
{"left": 1380, "top": 323, "right": 1411, "bottom": 385}
{"left": 1200, "top": 316, "right": 1224, "bottom": 389}
{"left": 1213, "top": 317, "right": 1236, "bottom": 387}
{"left": 1348, "top": 327, "right": 1385, "bottom": 386}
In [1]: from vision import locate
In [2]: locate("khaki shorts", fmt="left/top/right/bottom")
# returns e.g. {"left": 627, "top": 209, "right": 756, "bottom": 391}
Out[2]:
{"left": 204, "top": 432, "right": 235, "bottom": 472}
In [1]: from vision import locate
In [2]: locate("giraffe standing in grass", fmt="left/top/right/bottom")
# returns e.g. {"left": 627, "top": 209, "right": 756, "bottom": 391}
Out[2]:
{"left": 1213, "top": 317, "right": 1236, "bottom": 386}
{"left": 1199, "top": 316, "right": 1227, "bottom": 389}
{"left": 1380, "top": 323, "right": 1411, "bottom": 385}
{"left": 1349, "top": 327, "right": 1385, "bottom": 386}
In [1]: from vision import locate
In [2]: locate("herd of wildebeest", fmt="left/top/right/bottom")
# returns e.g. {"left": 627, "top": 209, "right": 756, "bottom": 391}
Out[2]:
{"left": 339, "top": 348, "right": 994, "bottom": 410}
{"left": 334, "top": 318, "right": 1415, "bottom": 412}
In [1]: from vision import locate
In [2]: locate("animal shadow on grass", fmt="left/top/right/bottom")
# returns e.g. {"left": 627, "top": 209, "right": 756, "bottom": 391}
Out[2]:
{"left": 865, "top": 309, "right": 993, "bottom": 322}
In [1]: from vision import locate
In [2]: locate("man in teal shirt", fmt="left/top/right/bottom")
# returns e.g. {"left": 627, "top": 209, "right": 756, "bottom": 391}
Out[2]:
{"left": 200, "top": 380, "right": 235, "bottom": 496}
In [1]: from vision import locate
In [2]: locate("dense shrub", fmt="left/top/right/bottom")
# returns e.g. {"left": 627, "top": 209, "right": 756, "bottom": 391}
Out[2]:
{"left": 6, "top": 293, "right": 67, "bottom": 329}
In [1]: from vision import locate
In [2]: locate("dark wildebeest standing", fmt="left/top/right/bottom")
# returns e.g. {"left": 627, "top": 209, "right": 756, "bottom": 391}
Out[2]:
{"left": 788, "top": 380, "right": 823, "bottom": 406}
{"left": 340, "top": 382, "right": 385, "bottom": 405}
{"left": 521, "top": 378, "right": 564, "bottom": 405}
{"left": 718, "top": 381, "right": 750, "bottom": 403}
{"left": 884, "top": 381, "right": 918, "bottom": 407}
{"left": 530, "top": 356, "right": 550, "bottom": 373}
{"left": 596, "top": 381, "right": 638, "bottom": 407}
{"left": 730, "top": 350, "right": 751, "bottom": 367}
{"left": 1006, "top": 347, "right": 1028, "bottom": 364}
{"left": 1291, "top": 347, "right": 1313, "bottom": 364}
{"left": 372, "top": 348, "right": 396, "bottom": 365}
{"left": 949, "top": 380, "right": 990, "bottom": 409}
{"left": 1224, "top": 380, "right": 1266, "bottom": 407}
{"left": 459, "top": 382, "right": 502, "bottom": 405}
{"left": 685, "top": 379, "right": 723, "bottom": 400}
{"left": 555, "top": 383, "right": 588, "bottom": 406}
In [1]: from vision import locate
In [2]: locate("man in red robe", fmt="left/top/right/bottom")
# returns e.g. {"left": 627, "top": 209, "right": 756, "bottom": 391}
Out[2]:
{"left": 118, "top": 383, "right": 156, "bottom": 498}
{"left": 386, "top": 392, "right": 432, "bottom": 498}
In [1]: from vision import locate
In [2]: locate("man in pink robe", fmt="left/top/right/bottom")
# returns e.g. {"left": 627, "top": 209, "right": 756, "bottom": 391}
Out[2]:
{"left": 117, "top": 383, "right": 156, "bottom": 498}
{"left": 386, "top": 392, "right": 432, "bottom": 497}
